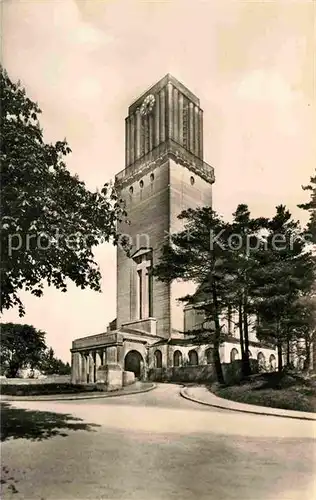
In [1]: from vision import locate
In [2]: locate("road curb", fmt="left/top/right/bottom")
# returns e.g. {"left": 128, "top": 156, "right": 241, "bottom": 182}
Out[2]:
{"left": 180, "top": 386, "right": 316, "bottom": 421}
{"left": 0, "top": 383, "right": 157, "bottom": 402}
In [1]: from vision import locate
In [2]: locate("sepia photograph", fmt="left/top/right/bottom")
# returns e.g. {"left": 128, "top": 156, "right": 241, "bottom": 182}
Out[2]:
{"left": 1, "top": 0, "right": 315, "bottom": 499}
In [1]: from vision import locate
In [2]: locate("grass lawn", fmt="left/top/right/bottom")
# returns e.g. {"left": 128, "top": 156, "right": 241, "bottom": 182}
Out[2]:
{"left": 211, "top": 371, "right": 316, "bottom": 413}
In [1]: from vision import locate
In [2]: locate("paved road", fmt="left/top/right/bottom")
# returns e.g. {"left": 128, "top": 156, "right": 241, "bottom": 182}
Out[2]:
{"left": 1, "top": 384, "right": 316, "bottom": 500}
{"left": 62, "top": 383, "right": 226, "bottom": 410}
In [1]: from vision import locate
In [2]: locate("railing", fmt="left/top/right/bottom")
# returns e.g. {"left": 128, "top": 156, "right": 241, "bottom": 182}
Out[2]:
{"left": 115, "top": 140, "right": 215, "bottom": 184}
{"left": 115, "top": 142, "right": 168, "bottom": 182}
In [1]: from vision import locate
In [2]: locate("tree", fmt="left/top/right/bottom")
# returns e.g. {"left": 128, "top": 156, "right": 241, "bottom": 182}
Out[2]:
{"left": 0, "top": 323, "right": 47, "bottom": 377}
{"left": 298, "top": 170, "right": 316, "bottom": 241}
{"left": 40, "top": 347, "right": 71, "bottom": 375}
{"left": 292, "top": 295, "right": 316, "bottom": 371}
{"left": 252, "top": 206, "right": 315, "bottom": 371}
{"left": 0, "top": 67, "right": 127, "bottom": 316}
{"left": 225, "top": 204, "right": 269, "bottom": 377}
{"left": 153, "top": 207, "right": 235, "bottom": 384}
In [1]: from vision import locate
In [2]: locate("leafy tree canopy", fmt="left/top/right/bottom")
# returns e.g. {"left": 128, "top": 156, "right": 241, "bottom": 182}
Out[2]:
{"left": 40, "top": 347, "right": 71, "bottom": 376}
{"left": 1, "top": 67, "right": 127, "bottom": 316}
{"left": 0, "top": 323, "right": 47, "bottom": 377}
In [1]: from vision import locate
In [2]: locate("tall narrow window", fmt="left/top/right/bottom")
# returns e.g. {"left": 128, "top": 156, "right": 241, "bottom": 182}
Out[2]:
{"left": 145, "top": 116, "right": 150, "bottom": 154}
{"left": 183, "top": 103, "right": 188, "bottom": 149}
{"left": 257, "top": 352, "right": 265, "bottom": 372}
{"left": 137, "top": 269, "right": 143, "bottom": 319}
{"left": 134, "top": 251, "right": 153, "bottom": 320}
{"left": 188, "top": 350, "right": 198, "bottom": 366}
{"left": 148, "top": 266, "right": 153, "bottom": 317}
{"left": 141, "top": 121, "right": 145, "bottom": 157}
{"left": 230, "top": 348, "right": 239, "bottom": 362}
{"left": 141, "top": 116, "right": 150, "bottom": 156}
{"left": 205, "top": 348, "right": 213, "bottom": 364}
{"left": 173, "top": 350, "right": 183, "bottom": 367}
{"left": 154, "top": 350, "right": 162, "bottom": 368}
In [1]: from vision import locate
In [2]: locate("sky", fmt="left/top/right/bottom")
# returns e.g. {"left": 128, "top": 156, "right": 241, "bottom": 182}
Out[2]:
{"left": 2, "top": 0, "right": 315, "bottom": 361}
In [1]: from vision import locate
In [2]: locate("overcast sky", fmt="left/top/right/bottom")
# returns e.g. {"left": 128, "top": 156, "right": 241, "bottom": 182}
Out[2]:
{"left": 2, "top": 0, "right": 315, "bottom": 361}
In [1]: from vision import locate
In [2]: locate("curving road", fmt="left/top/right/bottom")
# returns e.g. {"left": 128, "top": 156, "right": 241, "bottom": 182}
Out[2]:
{"left": 1, "top": 384, "right": 316, "bottom": 500}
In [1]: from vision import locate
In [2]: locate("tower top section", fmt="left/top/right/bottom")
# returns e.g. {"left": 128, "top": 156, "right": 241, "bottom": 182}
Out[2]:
{"left": 116, "top": 74, "right": 214, "bottom": 186}
{"left": 128, "top": 74, "right": 200, "bottom": 115}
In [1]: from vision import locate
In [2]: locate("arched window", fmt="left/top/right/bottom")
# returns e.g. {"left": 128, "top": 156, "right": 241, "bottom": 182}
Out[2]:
{"left": 173, "top": 350, "right": 183, "bottom": 367}
{"left": 154, "top": 350, "right": 162, "bottom": 369}
{"left": 230, "top": 348, "right": 239, "bottom": 362}
{"left": 269, "top": 354, "right": 276, "bottom": 371}
{"left": 188, "top": 350, "right": 198, "bottom": 366}
{"left": 205, "top": 348, "right": 213, "bottom": 364}
{"left": 298, "top": 356, "right": 305, "bottom": 371}
{"left": 257, "top": 352, "right": 265, "bottom": 371}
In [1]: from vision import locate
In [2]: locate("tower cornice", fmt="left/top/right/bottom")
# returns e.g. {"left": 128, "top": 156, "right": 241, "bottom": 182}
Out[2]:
{"left": 115, "top": 139, "right": 215, "bottom": 189}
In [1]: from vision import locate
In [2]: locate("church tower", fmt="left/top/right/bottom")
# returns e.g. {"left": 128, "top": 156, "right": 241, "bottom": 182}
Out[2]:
{"left": 115, "top": 74, "right": 215, "bottom": 339}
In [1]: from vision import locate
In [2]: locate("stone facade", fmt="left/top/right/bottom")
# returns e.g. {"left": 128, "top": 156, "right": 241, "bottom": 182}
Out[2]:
{"left": 71, "top": 330, "right": 157, "bottom": 385}
{"left": 71, "top": 74, "right": 277, "bottom": 387}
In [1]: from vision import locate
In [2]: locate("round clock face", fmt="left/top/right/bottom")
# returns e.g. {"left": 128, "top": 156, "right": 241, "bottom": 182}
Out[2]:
{"left": 140, "top": 94, "right": 155, "bottom": 116}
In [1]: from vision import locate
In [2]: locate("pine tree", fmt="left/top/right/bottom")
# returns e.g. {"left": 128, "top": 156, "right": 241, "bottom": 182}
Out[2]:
{"left": 225, "top": 204, "right": 269, "bottom": 377}
{"left": 153, "top": 207, "right": 235, "bottom": 384}
{"left": 252, "top": 206, "right": 315, "bottom": 371}
{"left": 298, "top": 170, "right": 316, "bottom": 242}
{"left": 293, "top": 295, "right": 316, "bottom": 370}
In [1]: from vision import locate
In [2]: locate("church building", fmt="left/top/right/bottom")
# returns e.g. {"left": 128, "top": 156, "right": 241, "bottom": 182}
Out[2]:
{"left": 71, "top": 75, "right": 277, "bottom": 386}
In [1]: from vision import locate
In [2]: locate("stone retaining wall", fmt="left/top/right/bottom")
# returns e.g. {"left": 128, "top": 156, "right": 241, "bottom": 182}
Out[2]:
{"left": 148, "top": 360, "right": 259, "bottom": 385}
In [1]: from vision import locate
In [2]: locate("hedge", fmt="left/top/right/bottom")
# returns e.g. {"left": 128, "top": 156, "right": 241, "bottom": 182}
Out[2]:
{"left": 0, "top": 383, "right": 102, "bottom": 396}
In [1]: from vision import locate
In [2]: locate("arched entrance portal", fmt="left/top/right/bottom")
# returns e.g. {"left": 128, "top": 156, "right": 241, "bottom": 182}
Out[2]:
{"left": 124, "top": 350, "right": 144, "bottom": 379}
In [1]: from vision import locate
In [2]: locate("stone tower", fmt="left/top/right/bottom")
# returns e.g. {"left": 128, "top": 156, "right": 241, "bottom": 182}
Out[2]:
{"left": 115, "top": 74, "right": 215, "bottom": 339}
{"left": 71, "top": 75, "right": 278, "bottom": 386}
